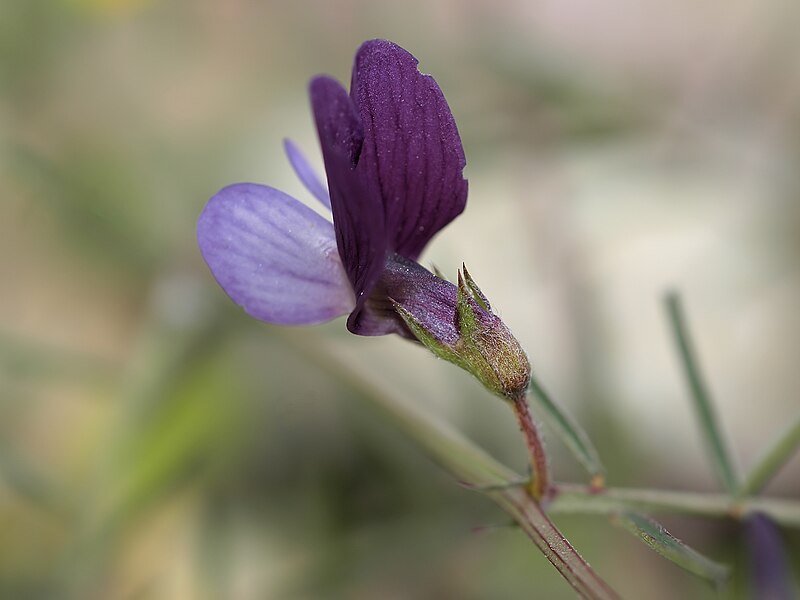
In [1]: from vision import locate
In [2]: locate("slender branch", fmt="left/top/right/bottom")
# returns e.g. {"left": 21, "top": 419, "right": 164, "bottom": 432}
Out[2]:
{"left": 512, "top": 393, "right": 550, "bottom": 500}
{"left": 528, "top": 377, "right": 606, "bottom": 486}
{"left": 664, "top": 292, "right": 740, "bottom": 494}
{"left": 493, "top": 486, "right": 620, "bottom": 600}
{"left": 551, "top": 484, "right": 800, "bottom": 527}
{"left": 739, "top": 416, "right": 800, "bottom": 498}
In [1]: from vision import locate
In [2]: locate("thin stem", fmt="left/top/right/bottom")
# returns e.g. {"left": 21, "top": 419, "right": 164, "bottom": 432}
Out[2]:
{"left": 512, "top": 393, "right": 550, "bottom": 500}
{"left": 739, "top": 416, "right": 800, "bottom": 498}
{"left": 664, "top": 292, "right": 739, "bottom": 494}
{"left": 527, "top": 376, "right": 606, "bottom": 485}
{"left": 495, "top": 486, "right": 621, "bottom": 600}
{"left": 551, "top": 484, "right": 800, "bottom": 527}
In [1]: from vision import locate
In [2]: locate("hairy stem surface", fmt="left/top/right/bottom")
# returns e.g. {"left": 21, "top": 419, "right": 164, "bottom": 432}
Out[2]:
{"left": 512, "top": 394, "right": 550, "bottom": 500}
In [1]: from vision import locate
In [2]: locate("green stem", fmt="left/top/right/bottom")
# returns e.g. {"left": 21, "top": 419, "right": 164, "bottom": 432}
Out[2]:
{"left": 664, "top": 292, "right": 739, "bottom": 494}
{"left": 512, "top": 393, "right": 550, "bottom": 500}
{"left": 494, "top": 486, "right": 620, "bottom": 600}
{"left": 738, "top": 416, "right": 800, "bottom": 498}
{"left": 528, "top": 377, "right": 606, "bottom": 487}
{"left": 551, "top": 484, "right": 800, "bottom": 527}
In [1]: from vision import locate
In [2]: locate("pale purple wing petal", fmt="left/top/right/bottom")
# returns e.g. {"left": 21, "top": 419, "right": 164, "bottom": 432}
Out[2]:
{"left": 350, "top": 39, "right": 468, "bottom": 260}
{"left": 197, "top": 183, "right": 354, "bottom": 325}
{"left": 283, "top": 138, "right": 331, "bottom": 209}
{"left": 310, "top": 76, "right": 388, "bottom": 333}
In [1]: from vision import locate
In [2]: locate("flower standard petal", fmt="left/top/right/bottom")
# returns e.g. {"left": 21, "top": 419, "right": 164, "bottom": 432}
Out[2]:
{"left": 197, "top": 183, "right": 354, "bottom": 325}
{"left": 350, "top": 39, "right": 468, "bottom": 260}
{"left": 282, "top": 138, "right": 331, "bottom": 209}
{"left": 309, "top": 75, "right": 388, "bottom": 333}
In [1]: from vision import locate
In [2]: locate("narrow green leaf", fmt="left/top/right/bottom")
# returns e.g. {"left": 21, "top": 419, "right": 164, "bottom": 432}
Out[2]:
{"left": 614, "top": 511, "right": 730, "bottom": 588}
{"left": 740, "top": 417, "right": 800, "bottom": 497}
{"left": 664, "top": 291, "right": 739, "bottom": 494}
{"left": 528, "top": 377, "right": 605, "bottom": 484}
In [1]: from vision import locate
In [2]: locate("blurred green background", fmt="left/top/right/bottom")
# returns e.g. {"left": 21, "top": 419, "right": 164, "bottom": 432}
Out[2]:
{"left": 2, "top": 0, "right": 799, "bottom": 598}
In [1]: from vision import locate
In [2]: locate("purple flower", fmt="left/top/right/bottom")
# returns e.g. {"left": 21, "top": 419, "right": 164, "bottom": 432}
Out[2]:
{"left": 198, "top": 40, "right": 529, "bottom": 399}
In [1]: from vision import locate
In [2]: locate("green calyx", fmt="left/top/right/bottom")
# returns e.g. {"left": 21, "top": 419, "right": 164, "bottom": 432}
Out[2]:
{"left": 393, "top": 265, "right": 530, "bottom": 401}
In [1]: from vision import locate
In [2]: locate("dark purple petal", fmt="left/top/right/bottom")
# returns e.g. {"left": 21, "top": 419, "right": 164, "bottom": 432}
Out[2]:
{"left": 198, "top": 183, "right": 354, "bottom": 325}
{"left": 357, "top": 254, "right": 494, "bottom": 340}
{"left": 376, "top": 254, "right": 462, "bottom": 341}
{"left": 745, "top": 513, "right": 795, "bottom": 600}
{"left": 350, "top": 39, "right": 468, "bottom": 260}
{"left": 310, "top": 75, "right": 387, "bottom": 333}
{"left": 283, "top": 138, "right": 331, "bottom": 209}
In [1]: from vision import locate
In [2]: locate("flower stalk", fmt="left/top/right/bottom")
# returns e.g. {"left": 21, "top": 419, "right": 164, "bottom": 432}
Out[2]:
{"left": 511, "top": 393, "right": 550, "bottom": 501}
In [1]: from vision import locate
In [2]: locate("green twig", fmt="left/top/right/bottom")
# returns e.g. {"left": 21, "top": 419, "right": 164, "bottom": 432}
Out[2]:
{"left": 528, "top": 377, "right": 605, "bottom": 487}
{"left": 739, "top": 416, "right": 800, "bottom": 497}
{"left": 551, "top": 484, "right": 800, "bottom": 527}
{"left": 493, "top": 486, "right": 620, "bottom": 600}
{"left": 664, "top": 291, "right": 739, "bottom": 494}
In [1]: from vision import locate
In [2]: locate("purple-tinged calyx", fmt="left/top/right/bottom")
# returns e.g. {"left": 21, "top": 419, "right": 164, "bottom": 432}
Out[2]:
{"left": 388, "top": 261, "right": 530, "bottom": 401}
